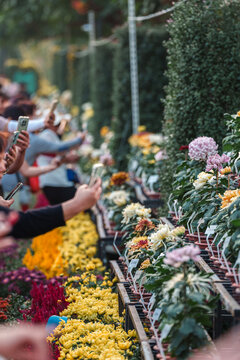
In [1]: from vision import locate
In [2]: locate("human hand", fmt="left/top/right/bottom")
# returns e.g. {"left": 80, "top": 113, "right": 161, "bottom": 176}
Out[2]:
{"left": 73, "top": 178, "right": 102, "bottom": 211}
{"left": 0, "top": 324, "right": 49, "bottom": 360}
{"left": 44, "top": 112, "right": 55, "bottom": 128}
{"left": 62, "top": 151, "right": 79, "bottom": 164}
{"left": 0, "top": 196, "right": 14, "bottom": 208}
{"left": 189, "top": 325, "right": 240, "bottom": 360}
{"left": 4, "top": 145, "right": 17, "bottom": 170}
{"left": 77, "top": 131, "right": 87, "bottom": 143}
{"left": 16, "top": 131, "right": 30, "bottom": 152}
{"left": 49, "top": 157, "right": 61, "bottom": 170}
{"left": 0, "top": 211, "right": 18, "bottom": 249}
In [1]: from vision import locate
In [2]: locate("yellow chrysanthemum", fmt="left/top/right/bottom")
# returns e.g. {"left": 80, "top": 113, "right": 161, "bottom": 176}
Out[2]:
{"left": 219, "top": 189, "right": 240, "bottom": 208}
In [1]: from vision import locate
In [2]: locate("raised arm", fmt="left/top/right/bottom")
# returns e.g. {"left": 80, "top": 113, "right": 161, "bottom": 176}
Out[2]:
{"left": 4, "top": 178, "right": 101, "bottom": 239}
{"left": 19, "top": 158, "right": 60, "bottom": 177}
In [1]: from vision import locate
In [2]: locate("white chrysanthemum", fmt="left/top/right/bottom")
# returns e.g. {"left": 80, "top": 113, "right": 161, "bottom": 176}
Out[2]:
{"left": 122, "top": 203, "right": 151, "bottom": 224}
{"left": 78, "top": 144, "right": 94, "bottom": 157}
{"left": 165, "top": 273, "right": 184, "bottom": 292}
{"left": 148, "top": 225, "right": 172, "bottom": 251}
{"left": 193, "top": 172, "right": 214, "bottom": 189}
{"left": 108, "top": 190, "right": 130, "bottom": 207}
{"left": 148, "top": 134, "right": 166, "bottom": 145}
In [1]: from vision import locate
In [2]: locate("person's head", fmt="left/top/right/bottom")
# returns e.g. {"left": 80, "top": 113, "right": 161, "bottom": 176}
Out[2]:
{"left": 21, "top": 102, "right": 36, "bottom": 118}
{"left": 3, "top": 105, "right": 25, "bottom": 120}
{"left": 0, "top": 92, "right": 10, "bottom": 115}
{"left": 0, "top": 136, "right": 6, "bottom": 178}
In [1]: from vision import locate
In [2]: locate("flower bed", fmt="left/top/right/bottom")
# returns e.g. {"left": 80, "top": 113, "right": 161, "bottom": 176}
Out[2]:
{"left": 0, "top": 211, "right": 142, "bottom": 359}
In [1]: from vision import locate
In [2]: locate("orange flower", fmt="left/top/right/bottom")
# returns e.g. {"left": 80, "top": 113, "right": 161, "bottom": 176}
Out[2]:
{"left": 140, "top": 259, "right": 150, "bottom": 269}
{"left": 110, "top": 172, "right": 130, "bottom": 186}
{"left": 130, "top": 238, "right": 149, "bottom": 251}
{"left": 135, "top": 219, "right": 155, "bottom": 232}
{"left": 129, "top": 133, "right": 151, "bottom": 148}
{"left": 100, "top": 126, "right": 110, "bottom": 137}
{"left": 219, "top": 189, "right": 240, "bottom": 208}
{"left": 220, "top": 166, "right": 231, "bottom": 175}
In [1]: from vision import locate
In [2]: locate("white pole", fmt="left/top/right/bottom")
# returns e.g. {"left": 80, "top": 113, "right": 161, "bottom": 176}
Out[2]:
{"left": 128, "top": 0, "right": 140, "bottom": 133}
{"left": 88, "top": 10, "right": 96, "bottom": 53}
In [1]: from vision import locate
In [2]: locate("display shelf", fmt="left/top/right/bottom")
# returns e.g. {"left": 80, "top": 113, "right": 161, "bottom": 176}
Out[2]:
{"left": 161, "top": 217, "right": 240, "bottom": 329}
{"left": 110, "top": 260, "right": 127, "bottom": 283}
{"left": 128, "top": 305, "right": 149, "bottom": 342}
{"left": 140, "top": 341, "right": 155, "bottom": 360}
{"left": 92, "top": 206, "right": 122, "bottom": 266}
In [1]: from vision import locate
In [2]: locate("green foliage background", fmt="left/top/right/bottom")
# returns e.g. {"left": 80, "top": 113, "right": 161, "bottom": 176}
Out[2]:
{"left": 160, "top": 0, "right": 240, "bottom": 202}
{"left": 52, "top": 51, "right": 68, "bottom": 93}
{"left": 110, "top": 25, "right": 168, "bottom": 168}
{"left": 74, "top": 52, "right": 91, "bottom": 116}
{"left": 88, "top": 44, "right": 115, "bottom": 147}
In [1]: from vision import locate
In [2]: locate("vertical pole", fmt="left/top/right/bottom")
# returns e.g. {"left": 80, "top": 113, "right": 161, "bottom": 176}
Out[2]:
{"left": 128, "top": 0, "right": 140, "bottom": 134}
{"left": 88, "top": 10, "right": 96, "bottom": 53}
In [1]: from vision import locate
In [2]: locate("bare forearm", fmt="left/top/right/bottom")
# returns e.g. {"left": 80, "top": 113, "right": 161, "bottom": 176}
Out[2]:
{"left": 20, "top": 163, "right": 56, "bottom": 177}
{"left": 7, "top": 150, "right": 25, "bottom": 174}
{"left": 62, "top": 198, "right": 83, "bottom": 221}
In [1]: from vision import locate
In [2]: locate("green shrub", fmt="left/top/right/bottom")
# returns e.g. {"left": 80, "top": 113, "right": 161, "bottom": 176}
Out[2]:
{"left": 74, "top": 51, "right": 91, "bottom": 113}
{"left": 110, "top": 25, "right": 168, "bottom": 168}
{"left": 164, "top": 0, "right": 240, "bottom": 150}
{"left": 161, "top": 0, "right": 240, "bottom": 204}
{"left": 52, "top": 50, "right": 68, "bottom": 92}
{"left": 88, "top": 43, "right": 115, "bottom": 147}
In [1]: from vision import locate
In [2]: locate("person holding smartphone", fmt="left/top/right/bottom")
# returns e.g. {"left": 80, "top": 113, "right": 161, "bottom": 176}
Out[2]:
{"left": 0, "top": 135, "right": 102, "bottom": 239}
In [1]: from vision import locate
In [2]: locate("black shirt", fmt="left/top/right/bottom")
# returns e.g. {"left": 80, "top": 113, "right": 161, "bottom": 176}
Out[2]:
{"left": 0, "top": 205, "right": 65, "bottom": 239}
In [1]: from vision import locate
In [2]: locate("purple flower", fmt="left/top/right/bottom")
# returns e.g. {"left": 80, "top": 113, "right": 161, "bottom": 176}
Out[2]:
{"left": 164, "top": 245, "right": 201, "bottom": 267}
{"left": 188, "top": 137, "right": 218, "bottom": 161}
{"left": 206, "top": 154, "right": 230, "bottom": 172}
{"left": 155, "top": 150, "right": 167, "bottom": 161}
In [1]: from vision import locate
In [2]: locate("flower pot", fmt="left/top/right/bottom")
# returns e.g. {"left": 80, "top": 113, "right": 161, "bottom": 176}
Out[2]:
{"left": 194, "top": 241, "right": 208, "bottom": 249}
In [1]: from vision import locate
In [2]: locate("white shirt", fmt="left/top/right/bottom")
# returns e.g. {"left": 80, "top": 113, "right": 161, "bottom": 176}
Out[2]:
{"left": 37, "top": 129, "right": 74, "bottom": 188}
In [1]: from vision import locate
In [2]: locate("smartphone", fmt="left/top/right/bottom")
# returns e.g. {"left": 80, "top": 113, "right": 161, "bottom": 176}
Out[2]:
{"left": 10, "top": 116, "right": 30, "bottom": 146}
{"left": 5, "top": 182, "right": 23, "bottom": 200}
{"left": 11, "top": 131, "right": 20, "bottom": 146}
{"left": 89, "top": 163, "right": 104, "bottom": 187}
{"left": 49, "top": 99, "right": 58, "bottom": 114}
{"left": 17, "top": 116, "right": 29, "bottom": 132}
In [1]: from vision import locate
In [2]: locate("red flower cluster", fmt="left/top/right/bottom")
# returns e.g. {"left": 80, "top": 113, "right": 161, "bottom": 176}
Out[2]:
{"left": 131, "top": 239, "right": 149, "bottom": 251}
{"left": 22, "top": 282, "right": 68, "bottom": 323}
{"left": 179, "top": 145, "right": 189, "bottom": 151}
{"left": 0, "top": 297, "right": 9, "bottom": 321}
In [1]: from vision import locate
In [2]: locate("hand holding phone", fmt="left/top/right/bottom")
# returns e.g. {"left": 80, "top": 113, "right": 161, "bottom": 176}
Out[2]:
{"left": 5, "top": 182, "right": 23, "bottom": 200}
{"left": 49, "top": 99, "right": 58, "bottom": 115}
{"left": 17, "top": 116, "right": 29, "bottom": 132}
{"left": 89, "top": 163, "right": 104, "bottom": 187}
{"left": 11, "top": 117, "right": 30, "bottom": 146}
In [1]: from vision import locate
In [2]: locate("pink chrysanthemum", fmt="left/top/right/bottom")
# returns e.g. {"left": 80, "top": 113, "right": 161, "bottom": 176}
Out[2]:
{"left": 206, "top": 154, "right": 230, "bottom": 172}
{"left": 188, "top": 137, "right": 218, "bottom": 161}
{"left": 164, "top": 245, "right": 200, "bottom": 268}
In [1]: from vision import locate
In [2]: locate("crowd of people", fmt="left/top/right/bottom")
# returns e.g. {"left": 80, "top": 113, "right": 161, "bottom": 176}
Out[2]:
{"left": 0, "top": 77, "right": 101, "bottom": 360}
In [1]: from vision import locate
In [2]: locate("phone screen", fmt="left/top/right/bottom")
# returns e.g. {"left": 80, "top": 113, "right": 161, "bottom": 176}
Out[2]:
{"left": 5, "top": 182, "right": 23, "bottom": 200}
{"left": 89, "top": 164, "right": 104, "bottom": 187}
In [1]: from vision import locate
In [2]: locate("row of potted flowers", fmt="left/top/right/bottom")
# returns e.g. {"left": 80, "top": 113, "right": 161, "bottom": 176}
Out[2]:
{"left": 168, "top": 111, "right": 240, "bottom": 295}
{"left": 113, "top": 202, "right": 214, "bottom": 360}
{"left": 0, "top": 212, "right": 141, "bottom": 359}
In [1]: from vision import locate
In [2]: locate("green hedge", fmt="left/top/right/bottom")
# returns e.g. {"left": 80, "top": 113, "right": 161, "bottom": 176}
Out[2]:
{"left": 74, "top": 51, "right": 91, "bottom": 114}
{"left": 164, "top": 0, "right": 240, "bottom": 150}
{"left": 88, "top": 43, "right": 115, "bottom": 147}
{"left": 160, "top": 0, "right": 240, "bottom": 203}
{"left": 52, "top": 50, "right": 68, "bottom": 92}
{"left": 110, "top": 25, "right": 168, "bottom": 168}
